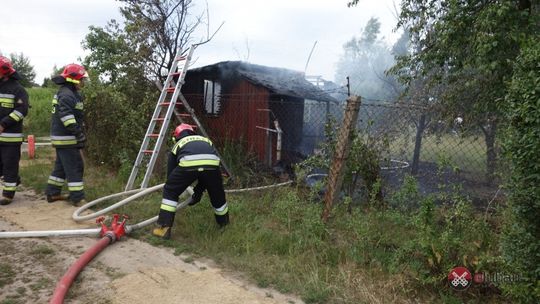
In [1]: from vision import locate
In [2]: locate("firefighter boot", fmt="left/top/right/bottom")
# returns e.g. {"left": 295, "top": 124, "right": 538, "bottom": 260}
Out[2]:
{"left": 47, "top": 194, "right": 69, "bottom": 203}
{"left": 215, "top": 211, "right": 230, "bottom": 228}
{"left": 152, "top": 226, "right": 172, "bottom": 240}
{"left": 153, "top": 209, "right": 175, "bottom": 239}
{"left": 0, "top": 196, "right": 13, "bottom": 205}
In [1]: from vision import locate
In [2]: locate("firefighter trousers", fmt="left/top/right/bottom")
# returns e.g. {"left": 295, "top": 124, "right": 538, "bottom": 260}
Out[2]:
{"left": 46, "top": 148, "right": 85, "bottom": 203}
{"left": 0, "top": 145, "right": 21, "bottom": 199}
{"left": 158, "top": 167, "right": 228, "bottom": 227}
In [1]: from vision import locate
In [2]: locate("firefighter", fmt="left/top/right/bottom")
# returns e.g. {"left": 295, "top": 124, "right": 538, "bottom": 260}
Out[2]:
{"left": 45, "top": 64, "right": 88, "bottom": 206}
{"left": 152, "top": 123, "right": 229, "bottom": 239}
{"left": 0, "top": 56, "right": 29, "bottom": 205}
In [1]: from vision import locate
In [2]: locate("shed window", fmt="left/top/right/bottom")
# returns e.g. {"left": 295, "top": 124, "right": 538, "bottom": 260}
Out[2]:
{"left": 204, "top": 80, "right": 221, "bottom": 116}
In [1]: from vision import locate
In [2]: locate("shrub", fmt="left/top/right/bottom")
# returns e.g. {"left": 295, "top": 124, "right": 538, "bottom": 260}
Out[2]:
{"left": 501, "top": 41, "right": 540, "bottom": 302}
{"left": 83, "top": 75, "right": 157, "bottom": 171}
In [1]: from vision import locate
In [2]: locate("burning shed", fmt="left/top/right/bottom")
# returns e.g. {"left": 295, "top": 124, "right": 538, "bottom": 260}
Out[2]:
{"left": 181, "top": 61, "right": 337, "bottom": 167}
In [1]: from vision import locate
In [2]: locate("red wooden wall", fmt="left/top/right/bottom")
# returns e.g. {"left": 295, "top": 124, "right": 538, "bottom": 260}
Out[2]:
{"left": 186, "top": 79, "right": 272, "bottom": 164}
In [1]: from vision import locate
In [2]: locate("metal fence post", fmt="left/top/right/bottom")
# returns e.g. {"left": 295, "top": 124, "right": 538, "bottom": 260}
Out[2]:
{"left": 322, "top": 95, "right": 361, "bottom": 223}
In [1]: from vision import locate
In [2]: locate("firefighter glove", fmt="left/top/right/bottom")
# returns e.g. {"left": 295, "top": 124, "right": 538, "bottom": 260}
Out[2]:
{"left": 76, "top": 132, "right": 87, "bottom": 143}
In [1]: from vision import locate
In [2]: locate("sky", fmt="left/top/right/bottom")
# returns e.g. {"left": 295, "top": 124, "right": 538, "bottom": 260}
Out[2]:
{"left": 1, "top": 0, "right": 401, "bottom": 85}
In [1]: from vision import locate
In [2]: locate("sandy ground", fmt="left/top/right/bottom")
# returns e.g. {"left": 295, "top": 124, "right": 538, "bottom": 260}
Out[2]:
{"left": 0, "top": 189, "right": 302, "bottom": 304}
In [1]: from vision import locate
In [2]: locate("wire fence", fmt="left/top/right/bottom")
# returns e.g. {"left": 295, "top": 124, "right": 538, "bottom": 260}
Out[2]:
{"left": 185, "top": 93, "right": 501, "bottom": 205}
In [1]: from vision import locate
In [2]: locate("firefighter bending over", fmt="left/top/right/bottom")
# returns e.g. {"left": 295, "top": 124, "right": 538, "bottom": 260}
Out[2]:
{"left": 153, "top": 123, "right": 229, "bottom": 239}
{"left": 46, "top": 64, "right": 88, "bottom": 206}
{"left": 0, "top": 56, "right": 29, "bottom": 205}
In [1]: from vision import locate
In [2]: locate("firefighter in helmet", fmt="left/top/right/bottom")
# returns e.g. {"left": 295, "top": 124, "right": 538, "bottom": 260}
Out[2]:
{"left": 153, "top": 123, "right": 229, "bottom": 239}
{"left": 0, "top": 56, "right": 29, "bottom": 205}
{"left": 46, "top": 63, "right": 88, "bottom": 205}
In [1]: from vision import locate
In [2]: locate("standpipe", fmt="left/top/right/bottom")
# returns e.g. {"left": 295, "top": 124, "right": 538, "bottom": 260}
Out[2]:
{"left": 49, "top": 214, "right": 128, "bottom": 304}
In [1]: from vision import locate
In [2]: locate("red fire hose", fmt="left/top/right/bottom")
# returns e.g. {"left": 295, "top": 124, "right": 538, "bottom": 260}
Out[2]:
{"left": 50, "top": 215, "right": 128, "bottom": 304}
{"left": 50, "top": 236, "right": 112, "bottom": 303}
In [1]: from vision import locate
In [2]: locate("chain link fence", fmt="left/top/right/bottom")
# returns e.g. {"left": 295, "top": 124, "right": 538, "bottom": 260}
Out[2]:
{"left": 356, "top": 101, "right": 499, "bottom": 204}
{"left": 187, "top": 93, "right": 500, "bottom": 205}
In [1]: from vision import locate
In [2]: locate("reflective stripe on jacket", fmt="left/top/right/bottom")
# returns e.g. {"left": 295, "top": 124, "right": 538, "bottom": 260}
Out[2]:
{"left": 0, "top": 78, "right": 29, "bottom": 146}
{"left": 50, "top": 84, "right": 84, "bottom": 149}
{"left": 171, "top": 135, "right": 220, "bottom": 169}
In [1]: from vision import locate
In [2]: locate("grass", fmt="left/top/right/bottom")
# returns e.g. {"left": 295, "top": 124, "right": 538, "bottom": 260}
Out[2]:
{"left": 29, "top": 245, "right": 55, "bottom": 257}
{"left": 25, "top": 87, "right": 55, "bottom": 137}
{"left": 388, "top": 133, "right": 488, "bottom": 176}
{"left": 28, "top": 278, "right": 52, "bottom": 292}
{"left": 0, "top": 263, "right": 16, "bottom": 288}
{"left": 16, "top": 132, "right": 508, "bottom": 303}
{"left": 0, "top": 299, "right": 23, "bottom": 304}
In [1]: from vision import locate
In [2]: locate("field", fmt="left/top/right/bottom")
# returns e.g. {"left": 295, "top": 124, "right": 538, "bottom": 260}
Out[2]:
{"left": 25, "top": 87, "right": 55, "bottom": 137}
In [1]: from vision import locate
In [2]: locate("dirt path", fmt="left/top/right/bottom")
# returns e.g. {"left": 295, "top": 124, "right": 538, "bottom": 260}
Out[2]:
{"left": 0, "top": 189, "right": 302, "bottom": 304}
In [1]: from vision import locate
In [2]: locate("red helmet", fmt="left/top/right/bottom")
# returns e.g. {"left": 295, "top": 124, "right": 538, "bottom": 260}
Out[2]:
{"left": 60, "top": 63, "right": 88, "bottom": 83}
{"left": 0, "top": 56, "right": 15, "bottom": 77}
{"left": 173, "top": 123, "right": 195, "bottom": 138}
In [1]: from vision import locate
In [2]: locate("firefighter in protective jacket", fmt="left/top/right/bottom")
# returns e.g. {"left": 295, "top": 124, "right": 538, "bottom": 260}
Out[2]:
{"left": 153, "top": 123, "right": 229, "bottom": 239}
{"left": 0, "top": 56, "right": 29, "bottom": 205}
{"left": 45, "top": 64, "right": 88, "bottom": 205}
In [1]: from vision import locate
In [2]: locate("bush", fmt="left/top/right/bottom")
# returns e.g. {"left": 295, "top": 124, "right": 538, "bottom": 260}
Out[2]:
{"left": 83, "top": 75, "right": 157, "bottom": 171}
{"left": 501, "top": 41, "right": 540, "bottom": 302}
{"left": 298, "top": 117, "right": 387, "bottom": 207}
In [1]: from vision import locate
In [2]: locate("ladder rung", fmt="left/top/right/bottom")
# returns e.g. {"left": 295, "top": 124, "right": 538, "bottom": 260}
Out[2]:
{"left": 148, "top": 134, "right": 159, "bottom": 138}
{"left": 166, "top": 87, "right": 175, "bottom": 92}
{"left": 160, "top": 102, "right": 171, "bottom": 106}
{"left": 177, "top": 56, "right": 187, "bottom": 61}
{"left": 170, "top": 72, "right": 182, "bottom": 76}
{"left": 153, "top": 117, "right": 165, "bottom": 121}
{"left": 178, "top": 113, "right": 191, "bottom": 117}
{"left": 143, "top": 150, "right": 154, "bottom": 154}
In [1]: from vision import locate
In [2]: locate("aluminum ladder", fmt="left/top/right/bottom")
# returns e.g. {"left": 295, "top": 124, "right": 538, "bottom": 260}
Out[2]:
{"left": 125, "top": 45, "right": 231, "bottom": 191}
{"left": 125, "top": 46, "right": 196, "bottom": 191}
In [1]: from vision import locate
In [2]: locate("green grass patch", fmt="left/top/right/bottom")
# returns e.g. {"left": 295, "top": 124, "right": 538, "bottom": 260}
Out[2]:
{"left": 25, "top": 87, "right": 54, "bottom": 137}
{"left": 18, "top": 148, "right": 508, "bottom": 303}
{"left": 0, "top": 263, "right": 16, "bottom": 288}
{"left": 389, "top": 133, "right": 487, "bottom": 177}
{"left": 29, "top": 245, "right": 55, "bottom": 257}
{"left": 28, "top": 277, "right": 52, "bottom": 292}
{"left": 0, "top": 299, "right": 24, "bottom": 304}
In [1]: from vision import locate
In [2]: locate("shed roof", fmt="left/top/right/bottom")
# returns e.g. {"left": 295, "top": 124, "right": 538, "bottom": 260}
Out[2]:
{"left": 187, "top": 61, "right": 337, "bottom": 103}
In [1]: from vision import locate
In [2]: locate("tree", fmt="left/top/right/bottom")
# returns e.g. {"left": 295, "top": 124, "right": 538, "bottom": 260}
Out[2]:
{"left": 9, "top": 53, "right": 36, "bottom": 87}
{"left": 84, "top": 0, "right": 205, "bottom": 84}
{"left": 501, "top": 40, "right": 540, "bottom": 303}
{"left": 335, "top": 17, "right": 397, "bottom": 100}
{"left": 81, "top": 0, "right": 208, "bottom": 168}
{"left": 376, "top": 0, "right": 538, "bottom": 299}
{"left": 41, "top": 65, "right": 63, "bottom": 88}
{"left": 389, "top": 1, "right": 537, "bottom": 182}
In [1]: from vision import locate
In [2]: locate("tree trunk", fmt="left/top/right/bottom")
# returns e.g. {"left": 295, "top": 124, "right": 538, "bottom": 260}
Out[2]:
{"left": 411, "top": 113, "right": 427, "bottom": 175}
{"left": 481, "top": 122, "right": 497, "bottom": 184}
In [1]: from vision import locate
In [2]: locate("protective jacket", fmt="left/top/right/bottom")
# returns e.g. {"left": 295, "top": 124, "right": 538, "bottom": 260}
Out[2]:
{"left": 50, "top": 84, "right": 85, "bottom": 148}
{"left": 0, "top": 75, "right": 29, "bottom": 146}
{"left": 168, "top": 134, "right": 221, "bottom": 171}
{"left": 156, "top": 132, "right": 228, "bottom": 232}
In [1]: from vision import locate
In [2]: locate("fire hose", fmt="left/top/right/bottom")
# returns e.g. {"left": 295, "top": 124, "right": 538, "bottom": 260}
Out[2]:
{"left": 49, "top": 215, "right": 128, "bottom": 304}
{"left": 0, "top": 157, "right": 404, "bottom": 302}
{"left": 0, "top": 180, "right": 293, "bottom": 303}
